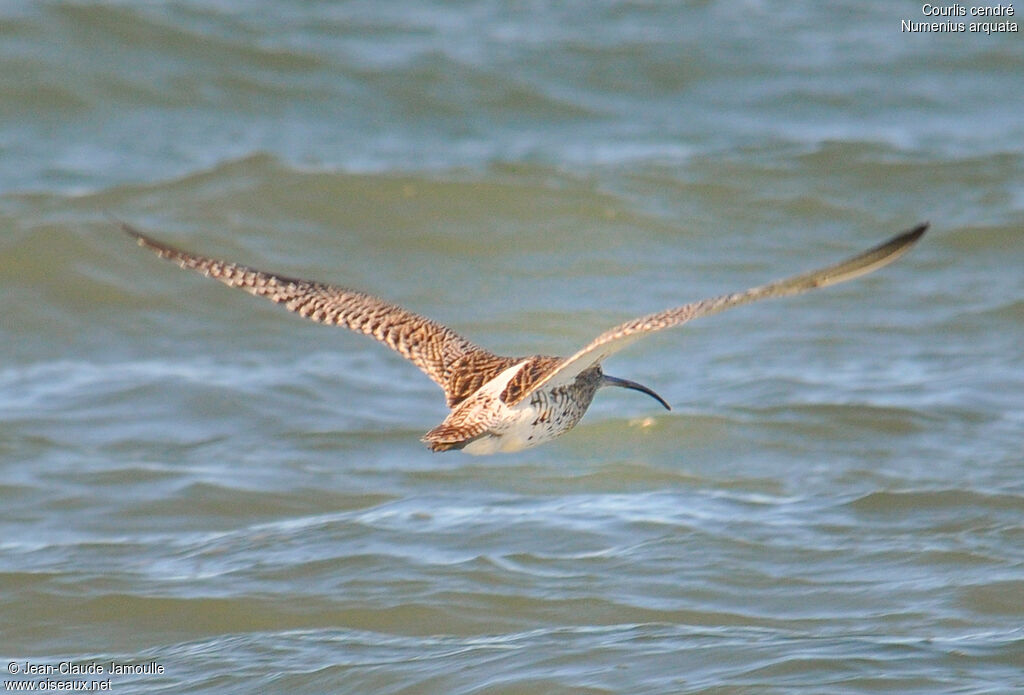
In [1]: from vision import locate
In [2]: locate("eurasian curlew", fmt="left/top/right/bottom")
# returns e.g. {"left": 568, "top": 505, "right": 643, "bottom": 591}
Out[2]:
{"left": 125, "top": 222, "right": 927, "bottom": 454}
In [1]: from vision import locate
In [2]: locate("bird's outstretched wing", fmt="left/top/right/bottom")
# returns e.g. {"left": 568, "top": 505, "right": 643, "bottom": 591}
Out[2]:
{"left": 506, "top": 223, "right": 928, "bottom": 406}
{"left": 124, "top": 224, "right": 495, "bottom": 405}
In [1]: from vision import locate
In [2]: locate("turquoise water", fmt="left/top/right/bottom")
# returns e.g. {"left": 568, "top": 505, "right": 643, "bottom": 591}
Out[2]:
{"left": 2, "top": 2, "right": 1023, "bottom": 693}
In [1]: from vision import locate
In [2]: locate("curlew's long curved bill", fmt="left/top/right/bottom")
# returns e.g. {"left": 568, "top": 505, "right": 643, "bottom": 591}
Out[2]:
{"left": 507, "top": 223, "right": 928, "bottom": 406}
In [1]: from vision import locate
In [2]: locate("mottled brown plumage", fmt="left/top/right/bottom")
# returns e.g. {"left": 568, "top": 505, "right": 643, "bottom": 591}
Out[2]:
{"left": 125, "top": 222, "right": 927, "bottom": 454}
{"left": 125, "top": 226, "right": 499, "bottom": 407}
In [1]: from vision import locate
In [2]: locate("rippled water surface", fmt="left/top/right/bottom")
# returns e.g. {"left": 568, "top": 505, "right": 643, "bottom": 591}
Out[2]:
{"left": 2, "top": 2, "right": 1022, "bottom": 693}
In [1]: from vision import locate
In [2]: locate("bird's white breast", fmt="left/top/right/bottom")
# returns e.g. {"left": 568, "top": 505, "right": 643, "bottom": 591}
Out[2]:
{"left": 460, "top": 380, "right": 597, "bottom": 455}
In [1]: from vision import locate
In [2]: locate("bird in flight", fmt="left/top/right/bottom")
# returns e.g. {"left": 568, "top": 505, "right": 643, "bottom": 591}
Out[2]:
{"left": 125, "top": 222, "right": 927, "bottom": 454}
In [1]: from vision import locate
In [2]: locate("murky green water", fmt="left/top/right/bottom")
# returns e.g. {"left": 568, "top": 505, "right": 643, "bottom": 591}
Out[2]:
{"left": 2, "top": 2, "right": 1022, "bottom": 693}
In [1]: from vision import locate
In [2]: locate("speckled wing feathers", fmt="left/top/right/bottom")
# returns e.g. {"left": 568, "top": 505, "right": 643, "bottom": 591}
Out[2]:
{"left": 499, "top": 355, "right": 563, "bottom": 404}
{"left": 506, "top": 223, "right": 929, "bottom": 405}
{"left": 124, "top": 225, "right": 498, "bottom": 405}
{"left": 440, "top": 352, "right": 522, "bottom": 406}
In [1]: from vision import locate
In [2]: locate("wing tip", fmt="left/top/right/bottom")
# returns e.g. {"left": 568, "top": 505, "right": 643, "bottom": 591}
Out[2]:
{"left": 879, "top": 221, "right": 928, "bottom": 261}
{"left": 104, "top": 211, "right": 141, "bottom": 242}
{"left": 903, "top": 221, "right": 929, "bottom": 245}
{"left": 117, "top": 219, "right": 178, "bottom": 255}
